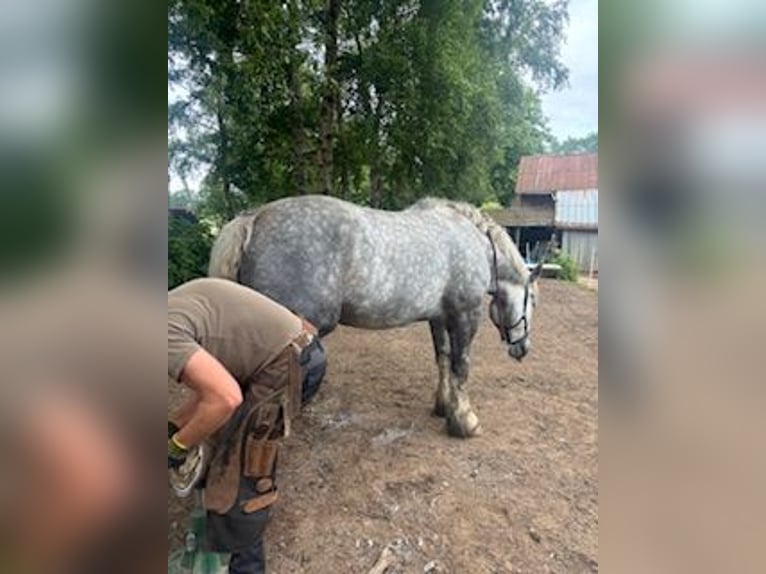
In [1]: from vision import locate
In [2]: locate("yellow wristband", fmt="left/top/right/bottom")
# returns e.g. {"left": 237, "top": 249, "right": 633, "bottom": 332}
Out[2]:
{"left": 171, "top": 434, "right": 188, "bottom": 452}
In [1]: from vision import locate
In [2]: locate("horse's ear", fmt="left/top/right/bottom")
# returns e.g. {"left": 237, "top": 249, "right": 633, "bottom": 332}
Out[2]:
{"left": 529, "top": 262, "right": 543, "bottom": 282}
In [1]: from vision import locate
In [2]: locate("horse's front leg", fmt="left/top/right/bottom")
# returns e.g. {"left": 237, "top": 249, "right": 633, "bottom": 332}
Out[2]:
{"left": 445, "top": 307, "right": 483, "bottom": 438}
{"left": 429, "top": 318, "right": 451, "bottom": 418}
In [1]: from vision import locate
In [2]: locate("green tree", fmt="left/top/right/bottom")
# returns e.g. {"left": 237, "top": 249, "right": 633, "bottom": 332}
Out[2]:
{"left": 168, "top": 214, "right": 214, "bottom": 289}
{"left": 550, "top": 131, "right": 598, "bottom": 154}
{"left": 169, "top": 0, "right": 323, "bottom": 209}
{"left": 168, "top": 0, "right": 569, "bottom": 216}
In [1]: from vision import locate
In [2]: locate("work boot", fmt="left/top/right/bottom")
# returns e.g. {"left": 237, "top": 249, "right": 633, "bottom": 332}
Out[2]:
{"left": 229, "top": 538, "right": 266, "bottom": 574}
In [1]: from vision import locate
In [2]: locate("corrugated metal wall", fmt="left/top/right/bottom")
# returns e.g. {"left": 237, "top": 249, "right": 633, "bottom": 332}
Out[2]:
{"left": 562, "top": 230, "right": 598, "bottom": 272}
{"left": 555, "top": 189, "right": 598, "bottom": 227}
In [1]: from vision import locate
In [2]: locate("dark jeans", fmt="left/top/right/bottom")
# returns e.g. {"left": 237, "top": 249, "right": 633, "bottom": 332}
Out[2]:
{"left": 206, "top": 503, "right": 271, "bottom": 571}
{"left": 215, "top": 338, "right": 325, "bottom": 574}
{"left": 229, "top": 536, "right": 266, "bottom": 574}
{"left": 300, "top": 337, "right": 327, "bottom": 405}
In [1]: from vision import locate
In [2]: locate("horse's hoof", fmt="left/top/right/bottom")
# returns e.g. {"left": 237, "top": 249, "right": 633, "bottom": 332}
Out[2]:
{"left": 446, "top": 415, "right": 483, "bottom": 438}
{"left": 432, "top": 402, "right": 448, "bottom": 418}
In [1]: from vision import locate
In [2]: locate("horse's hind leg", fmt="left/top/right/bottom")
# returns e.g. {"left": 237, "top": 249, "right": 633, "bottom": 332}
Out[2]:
{"left": 445, "top": 308, "right": 483, "bottom": 438}
{"left": 429, "top": 318, "right": 451, "bottom": 418}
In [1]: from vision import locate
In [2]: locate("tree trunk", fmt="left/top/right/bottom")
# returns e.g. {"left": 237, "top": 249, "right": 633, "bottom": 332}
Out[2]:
{"left": 369, "top": 93, "right": 385, "bottom": 208}
{"left": 289, "top": 61, "right": 307, "bottom": 195}
{"left": 215, "top": 2, "right": 239, "bottom": 219}
{"left": 336, "top": 91, "right": 349, "bottom": 199}
{"left": 287, "top": 0, "right": 307, "bottom": 195}
{"left": 318, "top": 0, "right": 340, "bottom": 195}
{"left": 216, "top": 97, "right": 234, "bottom": 220}
{"left": 370, "top": 168, "right": 383, "bottom": 208}
{"left": 353, "top": 33, "right": 384, "bottom": 207}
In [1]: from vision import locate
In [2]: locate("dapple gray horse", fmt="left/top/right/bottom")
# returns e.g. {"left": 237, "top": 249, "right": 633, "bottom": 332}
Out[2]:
{"left": 208, "top": 195, "right": 541, "bottom": 438}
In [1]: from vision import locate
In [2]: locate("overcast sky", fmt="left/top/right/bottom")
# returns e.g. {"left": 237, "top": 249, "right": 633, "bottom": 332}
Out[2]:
{"left": 540, "top": 0, "right": 598, "bottom": 140}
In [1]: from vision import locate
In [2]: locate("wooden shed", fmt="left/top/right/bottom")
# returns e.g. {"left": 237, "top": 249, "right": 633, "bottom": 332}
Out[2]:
{"left": 489, "top": 152, "right": 598, "bottom": 273}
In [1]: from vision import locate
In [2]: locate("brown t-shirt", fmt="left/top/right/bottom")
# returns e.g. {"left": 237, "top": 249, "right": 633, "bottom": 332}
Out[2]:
{"left": 168, "top": 278, "right": 303, "bottom": 385}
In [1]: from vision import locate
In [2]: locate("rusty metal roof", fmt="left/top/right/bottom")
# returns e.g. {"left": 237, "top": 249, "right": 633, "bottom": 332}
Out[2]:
{"left": 516, "top": 153, "right": 598, "bottom": 194}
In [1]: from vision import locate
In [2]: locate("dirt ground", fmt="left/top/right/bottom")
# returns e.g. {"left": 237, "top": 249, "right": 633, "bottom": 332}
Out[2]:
{"left": 169, "top": 278, "right": 598, "bottom": 573}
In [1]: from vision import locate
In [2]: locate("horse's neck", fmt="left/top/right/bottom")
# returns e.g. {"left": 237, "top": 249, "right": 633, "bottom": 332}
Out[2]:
{"left": 421, "top": 198, "right": 527, "bottom": 284}
{"left": 486, "top": 232, "right": 527, "bottom": 285}
{"left": 489, "top": 249, "right": 518, "bottom": 284}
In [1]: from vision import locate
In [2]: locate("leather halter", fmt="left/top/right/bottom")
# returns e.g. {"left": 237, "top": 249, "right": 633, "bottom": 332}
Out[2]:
{"left": 487, "top": 231, "right": 530, "bottom": 346}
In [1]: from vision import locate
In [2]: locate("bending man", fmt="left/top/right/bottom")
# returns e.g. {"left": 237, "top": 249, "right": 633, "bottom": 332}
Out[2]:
{"left": 168, "top": 278, "right": 326, "bottom": 573}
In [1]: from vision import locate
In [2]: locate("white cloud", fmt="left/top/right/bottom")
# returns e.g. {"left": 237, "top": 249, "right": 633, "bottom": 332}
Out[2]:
{"left": 541, "top": 0, "right": 598, "bottom": 140}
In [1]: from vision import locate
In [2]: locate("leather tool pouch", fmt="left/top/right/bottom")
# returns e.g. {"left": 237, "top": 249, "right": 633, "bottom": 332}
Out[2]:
{"left": 203, "top": 331, "right": 314, "bottom": 515}
{"left": 203, "top": 395, "right": 283, "bottom": 553}
{"left": 202, "top": 333, "right": 319, "bottom": 553}
{"left": 239, "top": 401, "right": 281, "bottom": 514}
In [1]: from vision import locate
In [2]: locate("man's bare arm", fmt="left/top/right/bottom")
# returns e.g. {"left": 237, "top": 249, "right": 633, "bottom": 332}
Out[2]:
{"left": 174, "top": 348, "right": 243, "bottom": 448}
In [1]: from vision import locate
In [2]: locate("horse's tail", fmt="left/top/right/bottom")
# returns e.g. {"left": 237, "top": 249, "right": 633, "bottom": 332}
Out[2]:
{"left": 208, "top": 212, "right": 256, "bottom": 280}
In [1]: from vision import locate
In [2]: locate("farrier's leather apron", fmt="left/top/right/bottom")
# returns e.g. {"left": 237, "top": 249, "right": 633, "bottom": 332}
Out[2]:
{"left": 202, "top": 326, "right": 316, "bottom": 517}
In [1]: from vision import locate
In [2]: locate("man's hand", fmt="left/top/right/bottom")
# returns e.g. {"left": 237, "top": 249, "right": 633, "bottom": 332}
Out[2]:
{"left": 167, "top": 435, "right": 188, "bottom": 469}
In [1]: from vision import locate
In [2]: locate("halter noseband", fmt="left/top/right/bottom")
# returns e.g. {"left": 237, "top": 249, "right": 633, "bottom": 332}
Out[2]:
{"left": 487, "top": 231, "right": 530, "bottom": 346}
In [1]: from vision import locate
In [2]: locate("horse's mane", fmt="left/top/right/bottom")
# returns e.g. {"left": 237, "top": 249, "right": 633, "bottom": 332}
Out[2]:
{"left": 411, "top": 197, "right": 529, "bottom": 283}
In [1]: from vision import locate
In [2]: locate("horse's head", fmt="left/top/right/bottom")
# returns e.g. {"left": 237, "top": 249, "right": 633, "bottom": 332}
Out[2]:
{"left": 488, "top": 263, "right": 542, "bottom": 361}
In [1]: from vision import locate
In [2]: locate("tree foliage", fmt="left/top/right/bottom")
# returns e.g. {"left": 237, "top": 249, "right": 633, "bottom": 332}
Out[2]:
{"left": 168, "top": 214, "right": 214, "bottom": 289}
{"left": 168, "top": 0, "right": 569, "bottom": 214}
{"left": 550, "top": 131, "right": 598, "bottom": 154}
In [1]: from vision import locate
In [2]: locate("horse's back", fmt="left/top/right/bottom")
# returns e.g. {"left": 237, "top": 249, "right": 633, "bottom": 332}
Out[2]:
{"left": 236, "top": 195, "right": 489, "bottom": 331}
